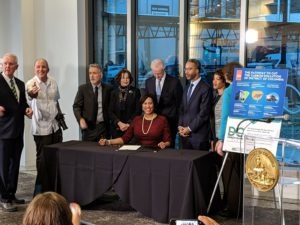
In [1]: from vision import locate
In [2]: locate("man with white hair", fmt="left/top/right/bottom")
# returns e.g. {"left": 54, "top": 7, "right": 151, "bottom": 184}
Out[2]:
{"left": 145, "top": 58, "right": 183, "bottom": 147}
{"left": 0, "top": 53, "right": 32, "bottom": 212}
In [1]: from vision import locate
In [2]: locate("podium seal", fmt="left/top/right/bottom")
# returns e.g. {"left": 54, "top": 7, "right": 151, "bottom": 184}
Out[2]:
{"left": 246, "top": 148, "right": 279, "bottom": 192}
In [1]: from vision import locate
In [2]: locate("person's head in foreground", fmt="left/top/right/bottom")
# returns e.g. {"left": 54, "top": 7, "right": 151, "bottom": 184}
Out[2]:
{"left": 23, "top": 192, "right": 81, "bottom": 225}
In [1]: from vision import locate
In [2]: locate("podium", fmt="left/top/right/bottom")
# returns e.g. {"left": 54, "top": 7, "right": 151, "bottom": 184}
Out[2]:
{"left": 243, "top": 135, "right": 300, "bottom": 225}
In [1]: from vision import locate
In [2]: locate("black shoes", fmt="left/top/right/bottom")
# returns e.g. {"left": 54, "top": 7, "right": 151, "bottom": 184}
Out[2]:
{"left": 11, "top": 196, "right": 25, "bottom": 204}
{"left": 0, "top": 200, "right": 17, "bottom": 212}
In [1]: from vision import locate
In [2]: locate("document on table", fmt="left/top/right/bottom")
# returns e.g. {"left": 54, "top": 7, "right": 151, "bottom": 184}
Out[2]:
{"left": 118, "top": 145, "right": 141, "bottom": 151}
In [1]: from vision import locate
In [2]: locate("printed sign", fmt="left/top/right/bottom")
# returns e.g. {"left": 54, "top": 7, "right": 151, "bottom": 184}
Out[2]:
{"left": 223, "top": 68, "right": 288, "bottom": 154}
{"left": 230, "top": 68, "right": 288, "bottom": 119}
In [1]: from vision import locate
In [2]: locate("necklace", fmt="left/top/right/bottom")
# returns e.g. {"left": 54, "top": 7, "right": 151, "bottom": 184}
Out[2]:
{"left": 142, "top": 114, "right": 155, "bottom": 135}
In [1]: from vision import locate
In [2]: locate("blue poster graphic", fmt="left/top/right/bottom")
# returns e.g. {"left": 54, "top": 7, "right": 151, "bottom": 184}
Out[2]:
{"left": 229, "top": 68, "right": 288, "bottom": 119}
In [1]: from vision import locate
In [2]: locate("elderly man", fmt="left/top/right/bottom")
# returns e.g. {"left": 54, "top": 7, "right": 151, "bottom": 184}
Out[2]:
{"left": 73, "top": 64, "right": 112, "bottom": 141}
{"left": 145, "top": 59, "right": 183, "bottom": 147}
{"left": 0, "top": 53, "right": 32, "bottom": 212}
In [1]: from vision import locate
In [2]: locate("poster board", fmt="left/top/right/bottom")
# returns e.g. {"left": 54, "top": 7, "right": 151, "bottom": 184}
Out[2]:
{"left": 223, "top": 68, "right": 288, "bottom": 154}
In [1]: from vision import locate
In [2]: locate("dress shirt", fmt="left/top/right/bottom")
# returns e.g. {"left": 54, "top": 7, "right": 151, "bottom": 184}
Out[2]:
{"left": 93, "top": 84, "right": 104, "bottom": 123}
{"left": 188, "top": 77, "right": 201, "bottom": 99}
{"left": 187, "top": 77, "right": 201, "bottom": 132}
{"left": 26, "top": 75, "right": 60, "bottom": 135}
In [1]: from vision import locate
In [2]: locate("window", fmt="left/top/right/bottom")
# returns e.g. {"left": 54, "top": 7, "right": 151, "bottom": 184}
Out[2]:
{"left": 136, "top": 0, "right": 180, "bottom": 89}
{"left": 188, "top": 0, "right": 240, "bottom": 84}
{"left": 94, "top": 0, "right": 127, "bottom": 84}
{"left": 246, "top": 0, "right": 300, "bottom": 138}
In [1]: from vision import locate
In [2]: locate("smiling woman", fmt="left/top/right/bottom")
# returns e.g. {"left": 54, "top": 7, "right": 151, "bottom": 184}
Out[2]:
{"left": 109, "top": 69, "right": 141, "bottom": 138}
{"left": 99, "top": 94, "right": 171, "bottom": 149}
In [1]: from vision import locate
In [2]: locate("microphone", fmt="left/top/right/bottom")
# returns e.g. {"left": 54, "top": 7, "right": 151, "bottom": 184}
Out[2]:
{"left": 260, "top": 114, "right": 290, "bottom": 123}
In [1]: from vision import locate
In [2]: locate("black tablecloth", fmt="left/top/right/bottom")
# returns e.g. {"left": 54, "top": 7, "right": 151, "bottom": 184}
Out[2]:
{"left": 41, "top": 141, "right": 220, "bottom": 223}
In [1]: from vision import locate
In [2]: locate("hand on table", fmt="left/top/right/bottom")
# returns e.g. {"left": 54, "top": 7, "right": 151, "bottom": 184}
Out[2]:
{"left": 157, "top": 142, "right": 167, "bottom": 149}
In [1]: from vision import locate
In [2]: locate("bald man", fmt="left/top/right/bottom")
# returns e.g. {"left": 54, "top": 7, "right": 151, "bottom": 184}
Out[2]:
{"left": 26, "top": 58, "right": 63, "bottom": 196}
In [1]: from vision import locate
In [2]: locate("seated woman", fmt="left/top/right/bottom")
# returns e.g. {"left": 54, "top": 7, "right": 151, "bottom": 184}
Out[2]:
{"left": 109, "top": 68, "right": 141, "bottom": 138}
{"left": 23, "top": 192, "right": 81, "bottom": 225}
{"left": 99, "top": 94, "right": 171, "bottom": 149}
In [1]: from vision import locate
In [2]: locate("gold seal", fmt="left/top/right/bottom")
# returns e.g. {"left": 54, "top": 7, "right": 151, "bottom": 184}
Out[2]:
{"left": 246, "top": 148, "right": 279, "bottom": 192}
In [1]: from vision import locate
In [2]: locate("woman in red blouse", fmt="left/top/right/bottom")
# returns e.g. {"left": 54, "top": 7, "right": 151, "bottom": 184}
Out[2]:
{"left": 99, "top": 94, "right": 171, "bottom": 149}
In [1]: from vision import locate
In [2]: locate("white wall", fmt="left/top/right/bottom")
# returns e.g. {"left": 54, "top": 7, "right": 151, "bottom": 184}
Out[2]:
{"left": 0, "top": 0, "right": 86, "bottom": 169}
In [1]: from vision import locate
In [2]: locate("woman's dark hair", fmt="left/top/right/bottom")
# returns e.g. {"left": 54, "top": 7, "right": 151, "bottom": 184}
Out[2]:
{"left": 214, "top": 69, "right": 226, "bottom": 84}
{"left": 23, "top": 192, "right": 72, "bottom": 225}
{"left": 222, "top": 62, "right": 243, "bottom": 82}
{"left": 115, "top": 68, "right": 133, "bottom": 85}
{"left": 139, "top": 94, "right": 157, "bottom": 113}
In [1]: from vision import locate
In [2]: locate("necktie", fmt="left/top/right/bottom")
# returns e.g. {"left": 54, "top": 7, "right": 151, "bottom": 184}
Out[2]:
{"left": 94, "top": 86, "right": 98, "bottom": 122}
{"left": 156, "top": 79, "right": 161, "bottom": 103}
{"left": 10, "top": 79, "right": 18, "bottom": 100}
{"left": 187, "top": 83, "right": 194, "bottom": 102}
{"left": 94, "top": 86, "right": 98, "bottom": 101}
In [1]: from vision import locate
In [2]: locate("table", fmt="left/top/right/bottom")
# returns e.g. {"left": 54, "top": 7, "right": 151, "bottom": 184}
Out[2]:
{"left": 41, "top": 141, "right": 220, "bottom": 223}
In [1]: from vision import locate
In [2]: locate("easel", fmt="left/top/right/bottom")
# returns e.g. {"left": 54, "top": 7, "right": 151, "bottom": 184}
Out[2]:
{"left": 206, "top": 119, "right": 255, "bottom": 214}
{"left": 207, "top": 151, "right": 229, "bottom": 214}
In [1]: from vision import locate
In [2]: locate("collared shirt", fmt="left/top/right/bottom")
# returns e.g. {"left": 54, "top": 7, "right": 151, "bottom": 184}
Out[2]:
{"left": 92, "top": 83, "right": 104, "bottom": 123}
{"left": 187, "top": 77, "right": 201, "bottom": 132}
{"left": 2, "top": 73, "right": 20, "bottom": 101}
{"left": 26, "top": 75, "right": 60, "bottom": 135}
{"left": 188, "top": 77, "right": 201, "bottom": 98}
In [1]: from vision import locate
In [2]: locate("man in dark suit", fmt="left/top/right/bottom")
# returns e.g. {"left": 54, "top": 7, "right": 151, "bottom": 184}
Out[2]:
{"left": 0, "top": 53, "right": 32, "bottom": 212}
{"left": 178, "top": 59, "right": 212, "bottom": 150}
{"left": 73, "top": 64, "right": 112, "bottom": 141}
{"left": 145, "top": 59, "right": 183, "bottom": 147}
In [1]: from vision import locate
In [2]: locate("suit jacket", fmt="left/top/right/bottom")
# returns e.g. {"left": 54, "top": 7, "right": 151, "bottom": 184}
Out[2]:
{"left": 145, "top": 75, "right": 183, "bottom": 120}
{"left": 178, "top": 79, "right": 213, "bottom": 147}
{"left": 73, "top": 82, "right": 112, "bottom": 129}
{"left": 109, "top": 86, "right": 141, "bottom": 127}
{"left": 0, "top": 73, "right": 29, "bottom": 139}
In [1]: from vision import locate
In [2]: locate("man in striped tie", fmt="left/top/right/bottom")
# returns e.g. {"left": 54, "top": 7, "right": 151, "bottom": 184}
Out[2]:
{"left": 0, "top": 53, "right": 32, "bottom": 212}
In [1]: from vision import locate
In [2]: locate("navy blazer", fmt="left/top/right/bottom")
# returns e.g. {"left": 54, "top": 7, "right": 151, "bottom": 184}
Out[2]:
{"left": 73, "top": 82, "right": 112, "bottom": 128}
{"left": 145, "top": 75, "right": 183, "bottom": 120}
{"left": 0, "top": 73, "right": 29, "bottom": 139}
{"left": 178, "top": 79, "right": 213, "bottom": 147}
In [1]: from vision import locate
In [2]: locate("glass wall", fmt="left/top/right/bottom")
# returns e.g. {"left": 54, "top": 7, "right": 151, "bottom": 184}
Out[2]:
{"left": 188, "top": 0, "right": 241, "bottom": 84}
{"left": 246, "top": 0, "right": 300, "bottom": 139}
{"left": 94, "top": 0, "right": 127, "bottom": 84}
{"left": 93, "top": 0, "right": 299, "bottom": 138}
{"left": 136, "top": 0, "right": 180, "bottom": 89}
